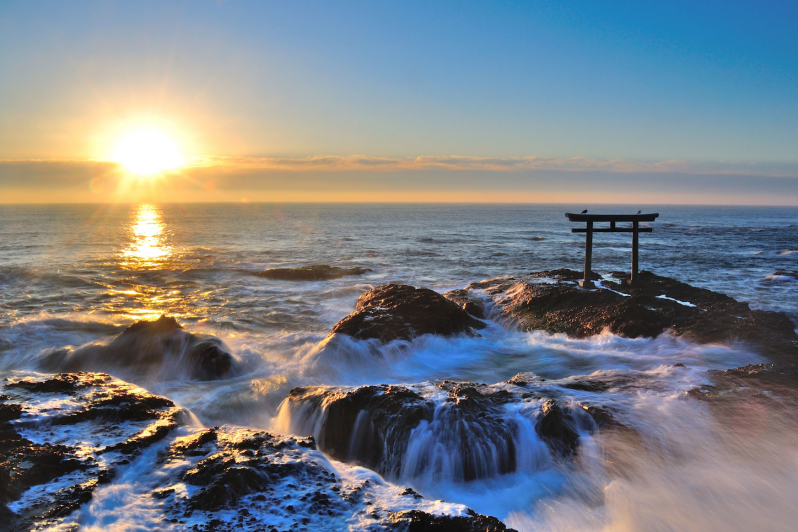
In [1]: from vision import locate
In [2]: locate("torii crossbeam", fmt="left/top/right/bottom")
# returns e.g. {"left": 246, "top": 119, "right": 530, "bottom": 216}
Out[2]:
{"left": 565, "top": 212, "right": 659, "bottom": 288}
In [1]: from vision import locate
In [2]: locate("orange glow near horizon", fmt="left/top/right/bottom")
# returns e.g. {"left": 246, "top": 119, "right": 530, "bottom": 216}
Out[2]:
{"left": 112, "top": 129, "right": 185, "bottom": 176}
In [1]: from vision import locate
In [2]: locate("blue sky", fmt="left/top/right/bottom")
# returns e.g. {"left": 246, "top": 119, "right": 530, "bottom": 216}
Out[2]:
{"left": 1, "top": 1, "right": 796, "bottom": 202}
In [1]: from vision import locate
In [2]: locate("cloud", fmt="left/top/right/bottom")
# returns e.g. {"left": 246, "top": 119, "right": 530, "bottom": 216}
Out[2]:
{"left": 1, "top": 155, "right": 798, "bottom": 204}
{"left": 2, "top": 155, "right": 797, "bottom": 177}
{"left": 181, "top": 154, "right": 798, "bottom": 177}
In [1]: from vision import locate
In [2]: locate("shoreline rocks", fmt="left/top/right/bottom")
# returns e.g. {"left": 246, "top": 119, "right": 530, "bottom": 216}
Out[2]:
{"left": 0, "top": 372, "right": 517, "bottom": 532}
{"left": 468, "top": 269, "right": 798, "bottom": 361}
{"left": 0, "top": 372, "right": 183, "bottom": 531}
{"left": 330, "top": 284, "right": 486, "bottom": 342}
{"left": 157, "top": 425, "right": 518, "bottom": 532}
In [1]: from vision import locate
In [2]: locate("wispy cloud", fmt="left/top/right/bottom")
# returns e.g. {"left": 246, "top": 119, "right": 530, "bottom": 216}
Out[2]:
{"left": 1, "top": 155, "right": 797, "bottom": 177}
{"left": 183, "top": 155, "right": 798, "bottom": 176}
{"left": 2, "top": 155, "right": 798, "bottom": 205}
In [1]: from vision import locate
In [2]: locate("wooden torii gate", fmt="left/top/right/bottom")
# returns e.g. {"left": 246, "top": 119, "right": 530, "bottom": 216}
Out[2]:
{"left": 565, "top": 212, "right": 659, "bottom": 288}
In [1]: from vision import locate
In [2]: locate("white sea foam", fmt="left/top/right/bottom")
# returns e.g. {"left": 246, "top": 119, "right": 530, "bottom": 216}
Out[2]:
{"left": 656, "top": 294, "right": 698, "bottom": 307}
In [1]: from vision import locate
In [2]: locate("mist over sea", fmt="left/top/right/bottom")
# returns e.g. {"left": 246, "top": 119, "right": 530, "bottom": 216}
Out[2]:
{"left": 1, "top": 203, "right": 798, "bottom": 531}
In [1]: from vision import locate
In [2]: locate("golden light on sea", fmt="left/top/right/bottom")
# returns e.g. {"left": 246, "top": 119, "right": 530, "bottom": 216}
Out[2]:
{"left": 112, "top": 128, "right": 184, "bottom": 176}
{"left": 123, "top": 204, "right": 172, "bottom": 263}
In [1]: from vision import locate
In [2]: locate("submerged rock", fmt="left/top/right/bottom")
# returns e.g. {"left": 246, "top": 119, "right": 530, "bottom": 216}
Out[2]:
{"left": 40, "top": 315, "right": 237, "bottom": 381}
{"left": 279, "top": 379, "right": 592, "bottom": 483}
{"left": 0, "top": 372, "right": 183, "bottom": 531}
{"left": 331, "top": 284, "right": 486, "bottom": 342}
{"left": 470, "top": 269, "right": 798, "bottom": 360}
{"left": 257, "top": 264, "right": 371, "bottom": 281}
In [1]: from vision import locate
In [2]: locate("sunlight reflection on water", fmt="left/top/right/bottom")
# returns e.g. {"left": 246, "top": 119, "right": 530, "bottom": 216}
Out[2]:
{"left": 123, "top": 204, "right": 172, "bottom": 264}
{"left": 115, "top": 204, "right": 178, "bottom": 320}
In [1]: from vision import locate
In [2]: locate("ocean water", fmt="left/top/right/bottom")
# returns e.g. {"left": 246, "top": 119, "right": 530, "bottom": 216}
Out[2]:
{"left": 1, "top": 203, "right": 798, "bottom": 531}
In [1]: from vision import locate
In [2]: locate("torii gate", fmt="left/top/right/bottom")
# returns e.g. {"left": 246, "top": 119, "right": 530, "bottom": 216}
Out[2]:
{"left": 565, "top": 212, "right": 659, "bottom": 288}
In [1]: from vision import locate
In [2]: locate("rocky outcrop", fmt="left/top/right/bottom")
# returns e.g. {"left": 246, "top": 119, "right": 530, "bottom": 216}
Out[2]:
{"left": 331, "top": 284, "right": 486, "bottom": 342}
{"left": 469, "top": 269, "right": 798, "bottom": 361}
{"left": 257, "top": 264, "right": 371, "bottom": 281}
{"left": 0, "top": 372, "right": 183, "bottom": 531}
{"left": 0, "top": 372, "right": 515, "bottom": 532}
{"left": 40, "top": 315, "right": 237, "bottom": 381}
{"left": 278, "top": 379, "right": 592, "bottom": 483}
{"left": 157, "top": 426, "right": 516, "bottom": 532}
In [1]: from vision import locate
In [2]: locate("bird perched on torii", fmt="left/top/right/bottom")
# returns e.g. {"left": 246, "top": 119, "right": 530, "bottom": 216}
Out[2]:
{"left": 581, "top": 209, "right": 588, "bottom": 214}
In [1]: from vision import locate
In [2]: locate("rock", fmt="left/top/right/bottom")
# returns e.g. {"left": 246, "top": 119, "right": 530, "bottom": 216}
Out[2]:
{"left": 444, "top": 289, "right": 486, "bottom": 319}
{"left": 40, "top": 315, "right": 237, "bottom": 381}
{"left": 469, "top": 270, "right": 798, "bottom": 361}
{"left": 331, "top": 284, "right": 486, "bottom": 342}
{"left": 0, "top": 372, "right": 183, "bottom": 531}
{"left": 256, "top": 264, "right": 371, "bottom": 281}
{"left": 688, "top": 363, "right": 798, "bottom": 403}
{"left": 282, "top": 385, "right": 433, "bottom": 477}
{"left": 156, "top": 425, "right": 515, "bottom": 532}
{"left": 279, "top": 379, "right": 591, "bottom": 483}
{"left": 387, "top": 509, "right": 517, "bottom": 532}
{"left": 536, "top": 400, "right": 580, "bottom": 455}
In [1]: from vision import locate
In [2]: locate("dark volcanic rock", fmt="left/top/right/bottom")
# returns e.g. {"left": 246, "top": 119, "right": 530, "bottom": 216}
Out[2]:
{"left": 169, "top": 428, "right": 328, "bottom": 515}
{"left": 331, "top": 284, "right": 486, "bottom": 342}
{"left": 156, "top": 425, "right": 514, "bottom": 532}
{"left": 257, "top": 264, "right": 371, "bottom": 281}
{"left": 280, "top": 379, "right": 591, "bottom": 483}
{"left": 40, "top": 315, "right": 237, "bottom": 381}
{"left": 0, "top": 372, "right": 183, "bottom": 531}
{"left": 470, "top": 269, "right": 798, "bottom": 361}
{"left": 387, "top": 509, "right": 517, "bottom": 532}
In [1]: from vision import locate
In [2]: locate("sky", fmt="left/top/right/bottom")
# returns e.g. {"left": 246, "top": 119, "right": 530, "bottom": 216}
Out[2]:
{"left": 1, "top": 0, "right": 797, "bottom": 204}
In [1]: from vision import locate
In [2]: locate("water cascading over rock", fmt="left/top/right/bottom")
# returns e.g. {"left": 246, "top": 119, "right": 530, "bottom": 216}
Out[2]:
{"left": 276, "top": 379, "right": 593, "bottom": 484}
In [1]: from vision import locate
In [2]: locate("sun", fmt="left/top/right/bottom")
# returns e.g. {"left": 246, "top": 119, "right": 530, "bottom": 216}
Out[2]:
{"left": 112, "top": 129, "right": 184, "bottom": 175}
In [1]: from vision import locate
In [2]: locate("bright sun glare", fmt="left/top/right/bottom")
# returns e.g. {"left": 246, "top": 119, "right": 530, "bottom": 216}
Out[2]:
{"left": 112, "top": 129, "right": 184, "bottom": 175}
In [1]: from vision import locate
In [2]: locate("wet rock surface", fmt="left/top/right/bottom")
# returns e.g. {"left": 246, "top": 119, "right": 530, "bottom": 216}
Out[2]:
{"left": 257, "top": 264, "right": 371, "bottom": 281}
{"left": 156, "top": 425, "right": 514, "bottom": 532}
{"left": 40, "top": 315, "right": 237, "bottom": 381}
{"left": 443, "top": 289, "right": 487, "bottom": 319}
{"left": 331, "top": 284, "right": 486, "bottom": 342}
{"left": 282, "top": 385, "right": 435, "bottom": 477}
{"left": 387, "top": 509, "right": 516, "bottom": 532}
{"left": 280, "top": 378, "right": 593, "bottom": 483}
{"left": 0, "top": 372, "right": 516, "bottom": 532}
{"left": 0, "top": 372, "right": 183, "bottom": 531}
{"left": 468, "top": 269, "right": 798, "bottom": 361}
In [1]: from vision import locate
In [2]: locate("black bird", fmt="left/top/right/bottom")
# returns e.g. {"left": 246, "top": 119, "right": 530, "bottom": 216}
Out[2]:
{"left": 581, "top": 209, "right": 588, "bottom": 214}
{"left": 637, "top": 209, "right": 641, "bottom": 214}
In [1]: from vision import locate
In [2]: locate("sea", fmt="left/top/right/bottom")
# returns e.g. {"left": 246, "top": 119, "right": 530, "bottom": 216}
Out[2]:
{"left": 1, "top": 203, "right": 797, "bottom": 531}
